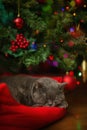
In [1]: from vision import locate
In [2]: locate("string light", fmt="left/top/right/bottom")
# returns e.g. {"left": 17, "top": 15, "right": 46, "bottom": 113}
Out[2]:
{"left": 66, "top": 6, "right": 70, "bottom": 11}
{"left": 76, "top": 81, "right": 80, "bottom": 85}
{"left": 69, "top": 27, "right": 75, "bottom": 32}
{"left": 83, "top": 4, "right": 87, "bottom": 8}
{"left": 43, "top": 44, "right": 46, "bottom": 47}
{"left": 73, "top": 12, "right": 76, "bottom": 16}
{"left": 78, "top": 72, "right": 82, "bottom": 77}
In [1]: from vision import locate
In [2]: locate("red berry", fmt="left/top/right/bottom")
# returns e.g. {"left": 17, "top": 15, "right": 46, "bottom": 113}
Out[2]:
{"left": 11, "top": 40, "right": 15, "bottom": 45}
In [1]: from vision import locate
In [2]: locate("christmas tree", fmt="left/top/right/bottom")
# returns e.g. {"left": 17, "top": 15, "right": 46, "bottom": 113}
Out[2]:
{"left": 0, "top": 0, "right": 87, "bottom": 78}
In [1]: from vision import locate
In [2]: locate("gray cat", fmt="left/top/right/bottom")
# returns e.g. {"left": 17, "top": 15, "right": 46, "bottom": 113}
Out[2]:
{"left": 0, "top": 75, "right": 68, "bottom": 108}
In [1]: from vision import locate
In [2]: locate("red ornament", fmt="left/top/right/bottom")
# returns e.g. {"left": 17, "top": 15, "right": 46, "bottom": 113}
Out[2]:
{"left": 13, "top": 17, "right": 24, "bottom": 29}
{"left": 52, "top": 76, "right": 63, "bottom": 83}
{"left": 68, "top": 41, "right": 74, "bottom": 47}
{"left": 63, "top": 75, "right": 77, "bottom": 90}
{"left": 70, "top": 31, "right": 83, "bottom": 38}
{"left": 49, "top": 55, "right": 54, "bottom": 61}
{"left": 69, "top": 71, "right": 74, "bottom": 76}
{"left": 65, "top": 6, "right": 70, "bottom": 11}
{"left": 75, "top": 0, "right": 84, "bottom": 6}
{"left": 54, "top": 11, "right": 58, "bottom": 15}
{"left": 60, "top": 39, "right": 64, "bottom": 43}
{"left": 76, "top": 81, "right": 80, "bottom": 85}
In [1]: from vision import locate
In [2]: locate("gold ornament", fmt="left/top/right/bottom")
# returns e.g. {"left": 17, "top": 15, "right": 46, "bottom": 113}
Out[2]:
{"left": 17, "top": 0, "right": 21, "bottom": 17}
{"left": 70, "top": 0, "right": 76, "bottom": 7}
{"left": 81, "top": 60, "right": 87, "bottom": 82}
{"left": 76, "top": 23, "right": 80, "bottom": 31}
{"left": 35, "top": 30, "right": 40, "bottom": 35}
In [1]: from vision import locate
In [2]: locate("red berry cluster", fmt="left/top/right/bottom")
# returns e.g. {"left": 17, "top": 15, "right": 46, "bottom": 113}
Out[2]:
{"left": 10, "top": 34, "right": 29, "bottom": 52}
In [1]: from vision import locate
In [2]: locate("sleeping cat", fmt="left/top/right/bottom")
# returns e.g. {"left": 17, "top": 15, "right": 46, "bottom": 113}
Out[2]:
{"left": 0, "top": 75, "right": 68, "bottom": 108}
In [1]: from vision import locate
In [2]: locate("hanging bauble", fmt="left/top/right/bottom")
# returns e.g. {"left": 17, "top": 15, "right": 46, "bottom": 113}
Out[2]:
{"left": 70, "top": 24, "right": 83, "bottom": 38}
{"left": 48, "top": 55, "right": 54, "bottom": 61}
{"left": 13, "top": 17, "right": 24, "bottom": 29}
{"left": 36, "top": 0, "right": 46, "bottom": 4}
{"left": 30, "top": 42, "right": 37, "bottom": 51}
{"left": 63, "top": 74, "right": 77, "bottom": 90}
{"left": 69, "top": 27, "right": 75, "bottom": 33}
{"left": 52, "top": 61, "right": 58, "bottom": 67}
{"left": 75, "top": 0, "right": 84, "bottom": 7}
{"left": 68, "top": 41, "right": 74, "bottom": 47}
{"left": 69, "top": 71, "right": 74, "bottom": 76}
{"left": 54, "top": 11, "right": 58, "bottom": 15}
{"left": 81, "top": 60, "right": 87, "bottom": 83}
{"left": 70, "top": 0, "right": 76, "bottom": 7}
{"left": 65, "top": 6, "right": 70, "bottom": 11}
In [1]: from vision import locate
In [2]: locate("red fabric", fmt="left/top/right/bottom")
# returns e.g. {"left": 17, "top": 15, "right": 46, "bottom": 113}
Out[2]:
{"left": 0, "top": 83, "right": 66, "bottom": 130}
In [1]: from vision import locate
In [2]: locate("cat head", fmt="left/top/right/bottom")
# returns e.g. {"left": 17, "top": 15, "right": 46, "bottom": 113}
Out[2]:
{"left": 30, "top": 77, "right": 68, "bottom": 107}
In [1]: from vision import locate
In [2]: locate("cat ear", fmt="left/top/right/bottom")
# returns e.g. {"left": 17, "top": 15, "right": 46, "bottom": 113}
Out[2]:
{"left": 61, "top": 82, "right": 67, "bottom": 87}
{"left": 31, "top": 81, "right": 43, "bottom": 95}
{"left": 31, "top": 81, "right": 45, "bottom": 103}
{"left": 58, "top": 82, "right": 67, "bottom": 89}
{"left": 31, "top": 81, "right": 42, "bottom": 92}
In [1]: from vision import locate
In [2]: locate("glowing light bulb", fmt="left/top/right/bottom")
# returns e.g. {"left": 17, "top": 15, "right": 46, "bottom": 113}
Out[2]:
{"left": 78, "top": 72, "right": 82, "bottom": 77}
{"left": 43, "top": 44, "right": 46, "bottom": 47}
{"left": 73, "top": 12, "right": 76, "bottom": 16}
{"left": 83, "top": 4, "right": 87, "bottom": 8}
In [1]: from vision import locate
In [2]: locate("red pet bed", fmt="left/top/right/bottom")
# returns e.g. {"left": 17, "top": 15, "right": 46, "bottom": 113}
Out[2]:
{"left": 0, "top": 83, "right": 66, "bottom": 130}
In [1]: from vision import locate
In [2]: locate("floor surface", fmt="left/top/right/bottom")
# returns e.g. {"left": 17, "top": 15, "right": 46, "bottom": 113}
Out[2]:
{"left": 42, "top": 81, "right": 87, "bottom": 130}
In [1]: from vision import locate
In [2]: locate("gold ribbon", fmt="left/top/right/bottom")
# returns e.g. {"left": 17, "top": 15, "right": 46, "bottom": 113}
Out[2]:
{"left": 81, "top": 60, "right": 87, "bottom": 83}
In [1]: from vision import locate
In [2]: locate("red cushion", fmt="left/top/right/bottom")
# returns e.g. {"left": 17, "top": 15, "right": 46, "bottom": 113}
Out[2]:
{"left": 0, "top": 83, "right": 66, "bottom": 130}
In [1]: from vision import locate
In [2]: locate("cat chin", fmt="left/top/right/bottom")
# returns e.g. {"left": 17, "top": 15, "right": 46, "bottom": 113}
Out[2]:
{"left": 32, "top": 104, "right": 44, "bottom": 107}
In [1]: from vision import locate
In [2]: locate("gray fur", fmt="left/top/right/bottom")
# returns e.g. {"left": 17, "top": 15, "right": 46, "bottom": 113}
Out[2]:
{"left": 0, "top": 75, "right": 68, "bottom": 108}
